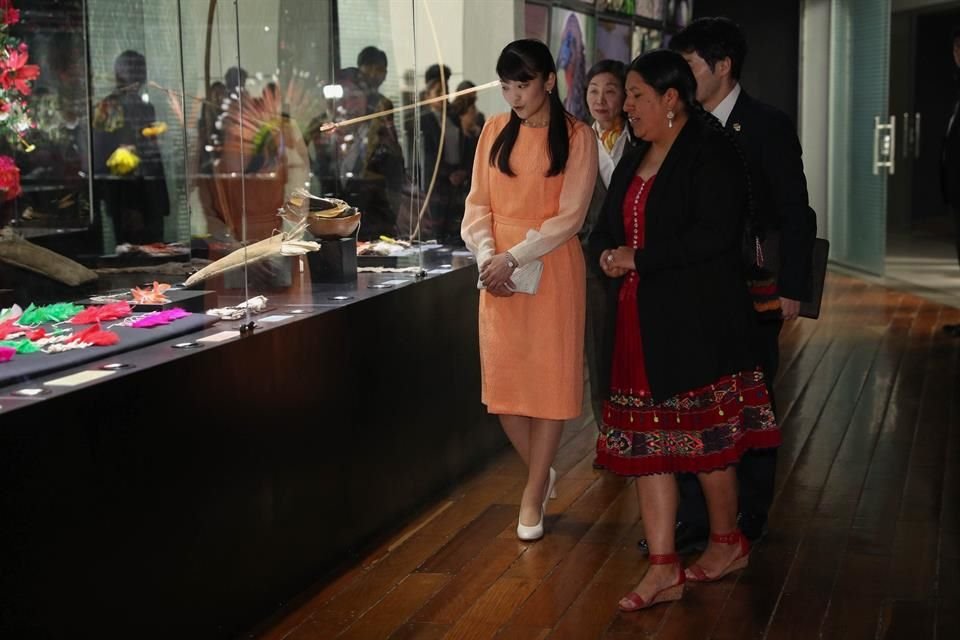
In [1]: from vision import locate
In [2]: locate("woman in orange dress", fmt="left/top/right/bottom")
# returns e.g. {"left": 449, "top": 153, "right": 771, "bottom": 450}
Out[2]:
{"left": 461, "top": 39, "right": 597, "bottom": 541}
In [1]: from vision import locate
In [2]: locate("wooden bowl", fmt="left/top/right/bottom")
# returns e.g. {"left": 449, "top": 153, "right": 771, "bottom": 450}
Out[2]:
{"left": 306, "top": 211, "right": 361, "bottom": 238}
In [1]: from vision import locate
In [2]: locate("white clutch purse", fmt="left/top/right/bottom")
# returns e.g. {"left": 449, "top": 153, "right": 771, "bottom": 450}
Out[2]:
{"left": 477, "top": 259, "right": 543, "bottom": 295}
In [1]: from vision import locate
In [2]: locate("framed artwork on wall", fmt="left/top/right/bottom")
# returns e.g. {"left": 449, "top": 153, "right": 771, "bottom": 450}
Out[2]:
{"left": 596, "top": 19, "right": 632, "bottom": 64}
{"left": 631, "top": 27, "right": 663, "bottom": 58}
{"left": 635, "top": 0, "right": 664, "bottom": 21}
{"left": 599, "top": 0, "right": 635, "bottom": 14}
{"left": 550, "top": 8, "right": 594, "bottom": 121}
{"left": 667, "top": 0, "right": 693, "bottom": 27}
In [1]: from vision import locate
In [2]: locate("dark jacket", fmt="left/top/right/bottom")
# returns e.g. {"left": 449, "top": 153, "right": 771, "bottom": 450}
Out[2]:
{"left": 419, "top": 108, "right": 466, "bottom": 190}
{"left": 588, "top": 114, "right": 758, "bottom": 402}
{"left": 727, "top": 90, "right": 817, "bottom": 302}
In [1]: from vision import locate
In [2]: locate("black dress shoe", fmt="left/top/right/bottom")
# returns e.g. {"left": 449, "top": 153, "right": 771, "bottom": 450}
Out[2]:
{"left": 737, "top": 512, "right": 768, "bottom": 543}
{"left": 638, "top": 521, "right": 709, "bottom": 555}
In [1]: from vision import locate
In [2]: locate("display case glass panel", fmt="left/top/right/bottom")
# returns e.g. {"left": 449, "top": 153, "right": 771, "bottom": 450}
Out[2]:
{"left": 1, "top": 0, "right": 512, "bottom": 393}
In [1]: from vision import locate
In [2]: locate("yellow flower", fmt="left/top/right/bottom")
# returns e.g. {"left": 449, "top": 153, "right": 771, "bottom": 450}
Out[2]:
{"left": 106, "top": 146, "right": 140, "bottom": 176}
{"left": 141, "top": 121, "right": 168, "bottom": 137}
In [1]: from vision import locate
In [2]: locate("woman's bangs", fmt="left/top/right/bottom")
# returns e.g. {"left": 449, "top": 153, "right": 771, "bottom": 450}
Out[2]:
{"left": 496, "top": 51, "right": 538, "bottom": 82}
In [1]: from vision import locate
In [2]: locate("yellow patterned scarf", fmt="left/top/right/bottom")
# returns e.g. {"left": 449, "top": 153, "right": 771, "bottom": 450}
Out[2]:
{"left": 598, "top": 117, "right": 624, "bottom": 153}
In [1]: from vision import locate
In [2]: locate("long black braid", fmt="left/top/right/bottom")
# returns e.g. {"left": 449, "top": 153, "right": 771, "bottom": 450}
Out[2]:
{"left": 690, "top": 102, "right": 761, "bottom": 267}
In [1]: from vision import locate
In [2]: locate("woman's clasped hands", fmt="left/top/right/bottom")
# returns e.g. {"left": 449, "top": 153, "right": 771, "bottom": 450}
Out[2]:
{"left": 599, "top": 246, "right": 636, "bottom": 278}
{"left": 480, "top": 253, "right": 517, "bottom": 297}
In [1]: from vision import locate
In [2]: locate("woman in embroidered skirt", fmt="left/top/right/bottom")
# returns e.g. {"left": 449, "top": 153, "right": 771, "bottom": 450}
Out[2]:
{"left": 461, "top": 40, "right": 597, "bottom": 542}
{"left": 588, "top": 50, "right": 780, "bottom": 611}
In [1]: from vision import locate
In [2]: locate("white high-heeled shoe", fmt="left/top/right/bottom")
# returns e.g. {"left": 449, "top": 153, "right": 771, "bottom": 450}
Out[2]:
{"left": 544, "top": 467, "right": 558, "bottom": 509}
{"left": 517, "top": 468, "right": 558, "bottom": 541}
{"left": 517, "top": 509, "right": 544, "bottom": 541}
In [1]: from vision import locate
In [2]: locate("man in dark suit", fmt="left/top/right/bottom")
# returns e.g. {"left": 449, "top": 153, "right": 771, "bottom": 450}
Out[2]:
{"left": 633, "top": 17, "right": 817, "bottom": 554}
{"left": 943, "top": 27, "right": 960, "bottom": 337}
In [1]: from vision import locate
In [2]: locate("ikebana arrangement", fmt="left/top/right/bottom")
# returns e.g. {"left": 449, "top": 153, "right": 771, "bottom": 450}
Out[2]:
{"left": 0, "top": 0, "right": 38, "bottom": 202}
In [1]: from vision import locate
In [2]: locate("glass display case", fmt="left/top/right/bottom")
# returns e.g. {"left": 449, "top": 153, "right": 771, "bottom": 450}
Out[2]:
{"left": 1, "top": 0, "right": 513, "bottom": 393}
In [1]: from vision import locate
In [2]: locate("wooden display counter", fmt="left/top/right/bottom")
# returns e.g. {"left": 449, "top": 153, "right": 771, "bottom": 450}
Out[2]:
{"left": 0, "top": 264, "right": 504, "bottom": 638}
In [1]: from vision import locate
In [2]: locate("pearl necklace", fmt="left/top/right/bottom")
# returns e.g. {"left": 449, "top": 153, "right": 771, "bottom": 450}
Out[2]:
{"left": 630, "top": 178, "right": 647, "bottom": 249}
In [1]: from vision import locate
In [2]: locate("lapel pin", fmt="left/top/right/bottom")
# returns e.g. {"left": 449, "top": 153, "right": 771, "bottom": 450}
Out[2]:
{"left": 732, "top": 122, "right": 742, "bottom": 132}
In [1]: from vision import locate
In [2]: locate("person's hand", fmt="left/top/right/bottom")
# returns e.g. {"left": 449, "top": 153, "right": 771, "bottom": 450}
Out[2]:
{"left": 479, "top": 253, "right": 516, "bottom": 290}
{"left": 450, "top": 170, "right": 468, "bottom": 186}
{"left": 599, "top": 249, "right": 626, "bottom": 278}
{"left": 486, "top": 282, "right": 515, "bottom": 297}
{"left": 599, "top": 247, "right": 635, "bottom": 278}
{"left": 780, "top": 297, "right": 801, "bottom": 321}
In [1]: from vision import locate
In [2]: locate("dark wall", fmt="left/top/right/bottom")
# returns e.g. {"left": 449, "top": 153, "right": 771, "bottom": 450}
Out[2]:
{"left": 909, "top": 9, "right": 960, "bottom": 222}
{"left": 692, "top": 0, "right": 801, "bottom": 123}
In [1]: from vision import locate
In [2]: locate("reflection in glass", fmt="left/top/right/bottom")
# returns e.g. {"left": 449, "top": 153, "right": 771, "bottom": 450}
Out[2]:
{"left": 91, "top": 50, "right": 170, "bottom": 246}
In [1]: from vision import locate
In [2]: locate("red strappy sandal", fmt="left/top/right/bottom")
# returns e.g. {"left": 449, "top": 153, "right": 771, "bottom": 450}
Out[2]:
{"left": 684, "top": 530, "right": 750, "bottom": 583}
{"left": 618, "top": 553, "right": 685, "bottom": 612}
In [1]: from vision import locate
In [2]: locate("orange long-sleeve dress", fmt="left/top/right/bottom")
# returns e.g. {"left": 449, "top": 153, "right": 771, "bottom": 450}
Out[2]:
{"left": 462, "top": 113, "right": 598, "bottom": 420}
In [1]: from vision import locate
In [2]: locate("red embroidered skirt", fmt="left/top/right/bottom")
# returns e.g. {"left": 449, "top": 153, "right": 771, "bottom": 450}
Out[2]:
{"left": 595, "top": 273, "right": 781, "bottom": 477}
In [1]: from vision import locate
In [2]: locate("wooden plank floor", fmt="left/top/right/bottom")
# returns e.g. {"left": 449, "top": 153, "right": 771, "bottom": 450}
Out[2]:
{"left": 254, "top": 272, "right": 960, "bottom": 640}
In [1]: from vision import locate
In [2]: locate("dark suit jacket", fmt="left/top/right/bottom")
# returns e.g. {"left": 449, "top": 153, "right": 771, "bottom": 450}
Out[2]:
{"left": 727, "top": 90, "right": 817, "bottom": 302}
{"left": 588, "top": 115, "right": 758, "bottom": 402}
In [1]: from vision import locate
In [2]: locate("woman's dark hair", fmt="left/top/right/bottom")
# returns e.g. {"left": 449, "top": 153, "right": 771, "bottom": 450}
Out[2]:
{"left": 630, "top": 49, "right": 758, "bottom": 250}
{"left": 489, "top": 39, "right": 574, "bottom": 177}
{"left": 627, "top": 49, "right": 699, "bottom": 114}
{"left": 583, "top": 59, "right": 626, "bottom": 115}
{"left": 586, "top": 59, "right": 626, "bottom": 85}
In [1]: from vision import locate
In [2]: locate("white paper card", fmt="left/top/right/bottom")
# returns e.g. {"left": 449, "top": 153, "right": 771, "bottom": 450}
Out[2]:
{"left": 45, "top": 370, "right": 115, "bottom": 387}
{"left": 197, "top": 330, "right": 241, "bottom": 343}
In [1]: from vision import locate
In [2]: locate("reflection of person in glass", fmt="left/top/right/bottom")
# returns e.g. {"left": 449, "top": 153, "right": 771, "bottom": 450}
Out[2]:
{"left": 92, "top": 50, "right": 169, "bottom": 246}
{"left": 421, "top": 63, "right": 468, "bottom": 242}
{"left": 307, "top": 68, "right": 402, "bottom": 240}
{"left": 357, "top": 46, "right": 394, "bottom": 118}
{"left": 452, "top": 79, "right": 486, "bottom": 180}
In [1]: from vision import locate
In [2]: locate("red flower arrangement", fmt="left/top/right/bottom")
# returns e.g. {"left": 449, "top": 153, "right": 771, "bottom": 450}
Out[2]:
{"left": 0, "top": 153, "right": 20, "bottom": 199}
{"left": 0, "top": 0, "right": 19, "bottom": 27}
{"left": 0, "top": 0, "right": 36, "bottom": 203}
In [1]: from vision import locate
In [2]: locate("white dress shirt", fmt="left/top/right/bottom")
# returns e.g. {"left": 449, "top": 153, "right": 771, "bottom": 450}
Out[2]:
{"left": 711, "top": 83, "right": 742, "bottom": 127}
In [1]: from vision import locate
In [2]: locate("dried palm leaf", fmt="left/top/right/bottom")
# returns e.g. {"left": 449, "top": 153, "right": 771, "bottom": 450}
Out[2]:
{"left": 184, "top": 188, "right": 322, "bottom": 287}
{"left": 0, "top": 227, "right": 98, "bottom": 286}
